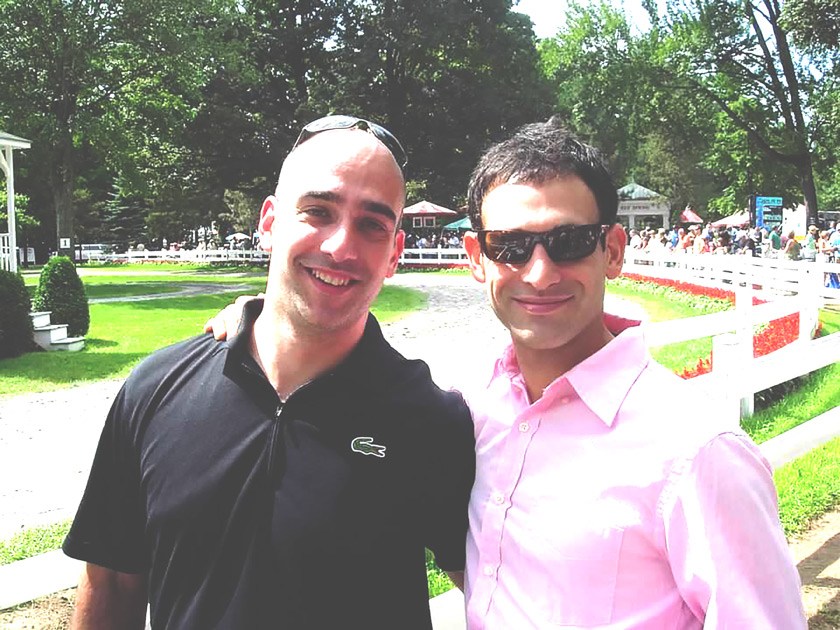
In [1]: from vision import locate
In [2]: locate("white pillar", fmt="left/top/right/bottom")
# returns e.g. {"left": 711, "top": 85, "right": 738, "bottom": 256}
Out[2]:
{"left": 1, "top": 146, "right": 19, "bottom": 273}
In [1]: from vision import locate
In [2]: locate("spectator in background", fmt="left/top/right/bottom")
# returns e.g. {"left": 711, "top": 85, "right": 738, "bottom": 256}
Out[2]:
{"left": 770, "top": 225, "right": 782, "bottom": 252}
{"left": 802, "top": 225, "right": 819, "bottom": 261}
{"left": 784, "top": 230, "right": 801, "bottom": 260}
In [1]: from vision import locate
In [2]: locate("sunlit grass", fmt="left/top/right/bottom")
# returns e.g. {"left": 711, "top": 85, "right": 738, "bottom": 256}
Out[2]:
{"left": 0, "top": 285, "right": 424, "bottom": 397}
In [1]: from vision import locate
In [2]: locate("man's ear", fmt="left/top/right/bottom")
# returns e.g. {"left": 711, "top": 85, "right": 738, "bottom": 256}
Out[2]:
{"left": 604, "top": 223, "right": 626, "bottom": 279}
{"left": 258, "top": 196, "right": 277, "bottom": 252}
{"left": 463, "top": 231, "right": 486, "bottom": 283}
{"left": 385, "top": 230, "right": 405, "bottom": 278}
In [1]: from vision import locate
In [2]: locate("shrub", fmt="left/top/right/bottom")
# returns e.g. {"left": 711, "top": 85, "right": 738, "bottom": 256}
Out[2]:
{"left": 32, "top": 256, "right": 90, "bottom": 336}
{"left": 0, "top": 270, "right": 35, "bottom": 358}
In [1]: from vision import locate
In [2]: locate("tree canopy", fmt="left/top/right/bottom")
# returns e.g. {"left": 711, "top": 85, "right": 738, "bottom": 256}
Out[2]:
{"left": 1, "top": 0, "right": 836, "bottom": 254}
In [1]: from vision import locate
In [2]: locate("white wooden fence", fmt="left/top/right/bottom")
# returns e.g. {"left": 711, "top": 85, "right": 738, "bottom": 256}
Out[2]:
{"left": 399, "top": 247, "right": 469, "bottom": 266}
{"left": 89, "top": 248, "right": 270, "bottom": 264}
{"left": 0, "top": 233, "right": 11, "bottom": 271}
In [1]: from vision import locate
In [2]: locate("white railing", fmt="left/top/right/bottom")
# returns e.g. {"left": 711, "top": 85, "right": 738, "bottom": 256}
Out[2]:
{"left": 399, "top": 247, "right": 469, "bottom": 266}
{"left": 87, "top": 248, "right": 270, "bottom": 264}
{"left": 623, "top": 249, "right": 840, "bottom": 302}
{"left": 0, "top": 233, "right": 10, "bottom": 271}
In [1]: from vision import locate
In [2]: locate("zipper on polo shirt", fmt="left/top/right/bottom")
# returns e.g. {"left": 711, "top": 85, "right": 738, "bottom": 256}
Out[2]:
{"left": 267, "top": 401, "right": 286, "bottom": 480}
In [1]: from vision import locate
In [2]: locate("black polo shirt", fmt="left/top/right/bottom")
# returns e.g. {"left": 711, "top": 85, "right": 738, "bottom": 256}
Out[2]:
{"left": 63, "top": 302, "right": 475, "bottom": 629}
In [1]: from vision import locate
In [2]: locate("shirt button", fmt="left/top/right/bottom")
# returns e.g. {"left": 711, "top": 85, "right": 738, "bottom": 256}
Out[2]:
{"left": 518, "top": 422, "right": 530, "bottom": 432}
{"left": 492, "top": 493, "right": 504, "bottom": 505}
{"left": 483, "top": 565, "right": 495, "bottom": 576}
{"left": 560, "top": 396, "right": 571, "bottom": 404}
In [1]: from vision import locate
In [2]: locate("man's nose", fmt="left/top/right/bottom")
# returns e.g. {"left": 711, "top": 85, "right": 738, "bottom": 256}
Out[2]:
{"left": 321, "top": 224, "right": 358, "bottom": 261}
{"left": 520, "top": 244, "right": 559, "bottom": 289}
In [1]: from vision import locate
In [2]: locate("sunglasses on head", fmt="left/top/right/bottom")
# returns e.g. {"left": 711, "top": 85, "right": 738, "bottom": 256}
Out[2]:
{"left": 293, "top": 115, "right": 408, "bottom": 170}
{"left": 477, "top": 224, "right": 610, "bottom": 264}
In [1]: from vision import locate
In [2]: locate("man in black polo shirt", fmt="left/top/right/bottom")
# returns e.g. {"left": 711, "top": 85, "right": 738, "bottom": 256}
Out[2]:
{"left": 63, "top": 116, "right": 476, "bottom": 629}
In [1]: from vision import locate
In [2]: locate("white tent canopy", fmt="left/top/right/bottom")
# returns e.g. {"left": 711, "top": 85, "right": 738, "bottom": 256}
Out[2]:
{"left": 0, "top": 131, "right": 32, "bottom": 273}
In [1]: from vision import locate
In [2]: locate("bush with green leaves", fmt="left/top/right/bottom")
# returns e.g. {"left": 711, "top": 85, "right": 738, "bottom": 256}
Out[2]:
{"left": 33, "top": 256, "right": 90, "bottom": 336}
{"left": 0, "top": 270, "right": 35, "bottom": 358}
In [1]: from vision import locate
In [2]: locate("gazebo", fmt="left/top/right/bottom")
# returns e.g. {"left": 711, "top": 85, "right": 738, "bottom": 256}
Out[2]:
{"left": 617, "top": 183, "right": 670, "bottom": 230}
{"left": 0, "top": 131, "right": 31, "bottom": 273}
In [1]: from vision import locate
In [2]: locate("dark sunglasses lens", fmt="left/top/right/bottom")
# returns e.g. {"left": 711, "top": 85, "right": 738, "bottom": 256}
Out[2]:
{"left": 295, "top": 116, "right": 407, "bottom": 169}
{"left": 481, "top": 225, "right": 604, "bottom": 264}
{"left": 368, "top": 124, "right": 407, "bottom": 168}
{"left": 481, "top": 232, "right": 534, "bottom": 263}
{"left": 545, "top": 225, "right": 601, "bottom": 261}
{"left": 304, "top": 115, "right": 358, "bottom": 134}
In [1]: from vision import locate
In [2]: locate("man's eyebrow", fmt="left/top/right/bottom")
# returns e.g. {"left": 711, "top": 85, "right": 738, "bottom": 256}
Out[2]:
{"left": 299, "top": 190, "right": 397, "bottom": 223}
{"left": 362, "top": 200, "right": 398, "bottom": 223}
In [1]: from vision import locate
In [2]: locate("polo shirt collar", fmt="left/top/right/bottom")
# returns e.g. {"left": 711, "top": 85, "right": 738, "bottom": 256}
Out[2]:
{"left": 224, "top": 299, "right": 395, "bottom": 396}
{"left": 491, "top": 314, "right": 649, "bottom": 428}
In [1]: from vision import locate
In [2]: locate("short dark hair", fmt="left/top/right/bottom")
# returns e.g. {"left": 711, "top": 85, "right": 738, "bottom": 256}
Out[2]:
{"left": 466, "top": 116, "right": 618, "bottom": 230}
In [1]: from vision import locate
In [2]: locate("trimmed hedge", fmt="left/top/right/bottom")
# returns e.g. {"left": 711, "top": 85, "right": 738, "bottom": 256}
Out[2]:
{"left": 32, "top": 256, "right": 90, "bottom": 336}
{"left": 0, "top": 270, "right": 35, "bottom": 358}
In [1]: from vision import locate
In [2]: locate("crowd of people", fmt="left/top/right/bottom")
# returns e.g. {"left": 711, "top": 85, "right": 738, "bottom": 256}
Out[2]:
{"left": 625, "top": 222, "right": 840, "bottom": 261}
{"left": 404, "top": 230, "right": 464, "bottom": 249}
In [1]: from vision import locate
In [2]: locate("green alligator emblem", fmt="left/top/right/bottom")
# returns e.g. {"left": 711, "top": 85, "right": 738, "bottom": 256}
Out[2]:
{"left": 351, "top": 436, "right": 387, "bottom": 458}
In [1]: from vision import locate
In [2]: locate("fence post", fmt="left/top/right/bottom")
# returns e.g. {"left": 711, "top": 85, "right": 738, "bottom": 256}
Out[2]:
{"left": 799, "top": 262, "right": 820, "bottom": 342}
{"left": 712, "top": 333, "right": 743, "bottom": 428}
{"left": 735, "top": 273, "right": 755, "bottom": 418}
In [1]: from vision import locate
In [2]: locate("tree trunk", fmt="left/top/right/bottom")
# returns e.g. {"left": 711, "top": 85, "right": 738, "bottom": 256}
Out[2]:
{"left": 52, "top": 130, "right": 76, "bottom": 259}
{"left": 796, "top": 153, "right": 819, "bottom": 227}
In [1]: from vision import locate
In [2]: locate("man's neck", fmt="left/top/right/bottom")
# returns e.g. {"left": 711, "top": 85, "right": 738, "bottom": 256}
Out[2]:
{"left": 250, "top": 310, "right": 366, "bottom": 400}
{"left": 514, "top": 326, "right": 614, "bottom": 404}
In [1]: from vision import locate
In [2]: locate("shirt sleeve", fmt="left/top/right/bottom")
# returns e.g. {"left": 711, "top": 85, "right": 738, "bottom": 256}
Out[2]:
{"left": 660, "top": 432, "right": 806, "bottom": 628}
{"left": 420, "top": 393, "right": 476, "bottom": 572}
{"left": 62, "top": 383, "right": 148, "bottom": 574}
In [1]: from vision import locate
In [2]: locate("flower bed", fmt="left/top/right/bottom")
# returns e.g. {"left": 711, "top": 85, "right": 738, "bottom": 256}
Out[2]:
{"left": 619, "top": 273, "right": 818, "bottom": 378}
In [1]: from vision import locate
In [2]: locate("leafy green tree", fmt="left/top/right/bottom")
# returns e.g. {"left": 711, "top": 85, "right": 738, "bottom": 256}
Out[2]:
{"left": 0, "top": 0, "right": 238, "bottom": 256}
{"left": 656, "top": 0, "right": 831, "bottom": 224}
{"left": 316, "top": 0, "right": 551, "bottom": 206}
{"left": 781, "top": 0, "right": 840, "bottom": 50}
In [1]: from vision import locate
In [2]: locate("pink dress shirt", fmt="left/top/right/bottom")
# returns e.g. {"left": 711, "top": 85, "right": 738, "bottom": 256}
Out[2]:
{"left": 463, "top": 319, "right": 805, "bottom": 629}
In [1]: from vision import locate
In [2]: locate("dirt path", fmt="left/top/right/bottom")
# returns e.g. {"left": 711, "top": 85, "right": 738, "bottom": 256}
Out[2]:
{"left": 790, "top": 509, "right": 840, "bottom": 628}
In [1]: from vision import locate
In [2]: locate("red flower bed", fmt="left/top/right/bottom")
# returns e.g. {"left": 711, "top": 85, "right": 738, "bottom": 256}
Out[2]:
{"left": 620, "top": 274, "right": 811, "bottom": 378}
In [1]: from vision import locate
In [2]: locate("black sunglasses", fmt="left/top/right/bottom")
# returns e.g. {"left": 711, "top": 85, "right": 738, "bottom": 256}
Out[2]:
{"left": 293, "top": 115, "right": 408, "bottom": 170}
{"left": 477, "top": 224, "right": 610, "bottom": 264}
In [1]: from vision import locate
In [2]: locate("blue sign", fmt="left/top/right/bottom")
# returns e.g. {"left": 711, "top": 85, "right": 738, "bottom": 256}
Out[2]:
{"left": 755, "top": 196, "right": 783, "bottom": 228}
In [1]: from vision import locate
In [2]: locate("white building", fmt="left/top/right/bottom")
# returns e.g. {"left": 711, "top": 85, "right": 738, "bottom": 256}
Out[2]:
{"left": 617, "top": 183, "right": 671, "bottom": 230}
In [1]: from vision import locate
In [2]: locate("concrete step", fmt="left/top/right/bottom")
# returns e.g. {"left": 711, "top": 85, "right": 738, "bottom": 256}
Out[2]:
{"left": 29, "top": 311, "right": 51, "bottom": 328}
{"left": 33, "top": 324, "right": 68, "bottom": 349}
{"left": 49, "top": 336, "right": 85, "bottom": 352}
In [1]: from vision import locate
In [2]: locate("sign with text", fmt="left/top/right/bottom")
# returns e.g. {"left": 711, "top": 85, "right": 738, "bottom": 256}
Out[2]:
{"left": 756, "top": 196, "right": 783, "bottom": 228}
{"left": 59, "top": 238, "right": 71, "bottom": 249}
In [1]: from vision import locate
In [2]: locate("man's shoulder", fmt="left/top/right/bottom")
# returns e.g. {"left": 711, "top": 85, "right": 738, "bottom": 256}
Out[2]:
{"left": 125, "top": 333, "right": 224, "bottom": 392}
{"left": 625, "top": 359, "right": 740, "bottom": 445}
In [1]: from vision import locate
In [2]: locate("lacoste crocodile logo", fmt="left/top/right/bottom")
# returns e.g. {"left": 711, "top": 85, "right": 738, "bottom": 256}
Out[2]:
{"left": 351, "top": 436, "right": 387, "bottom": 458}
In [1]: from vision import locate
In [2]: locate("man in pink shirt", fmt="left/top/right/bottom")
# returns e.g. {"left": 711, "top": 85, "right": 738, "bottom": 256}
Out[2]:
{"left": 453, "top": 117, "right": 804, "bottom": 628}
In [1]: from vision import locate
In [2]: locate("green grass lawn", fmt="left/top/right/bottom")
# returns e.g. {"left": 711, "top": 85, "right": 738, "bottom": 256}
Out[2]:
{"left": 1, "top": 282, "right": 425, "bottom": 397}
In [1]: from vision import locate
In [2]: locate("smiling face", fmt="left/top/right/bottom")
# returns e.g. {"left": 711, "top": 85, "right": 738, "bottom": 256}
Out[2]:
{"left": 464, "top": 175, "right": 625, "bottom": 369}
{"left": 259, "top": 130, "right": 405, "bottom": 337}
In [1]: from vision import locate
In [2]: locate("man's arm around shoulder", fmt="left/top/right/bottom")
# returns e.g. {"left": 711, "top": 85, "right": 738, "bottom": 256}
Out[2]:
{"left": 70, "top": 563, "right": 147, "bottom": 630}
